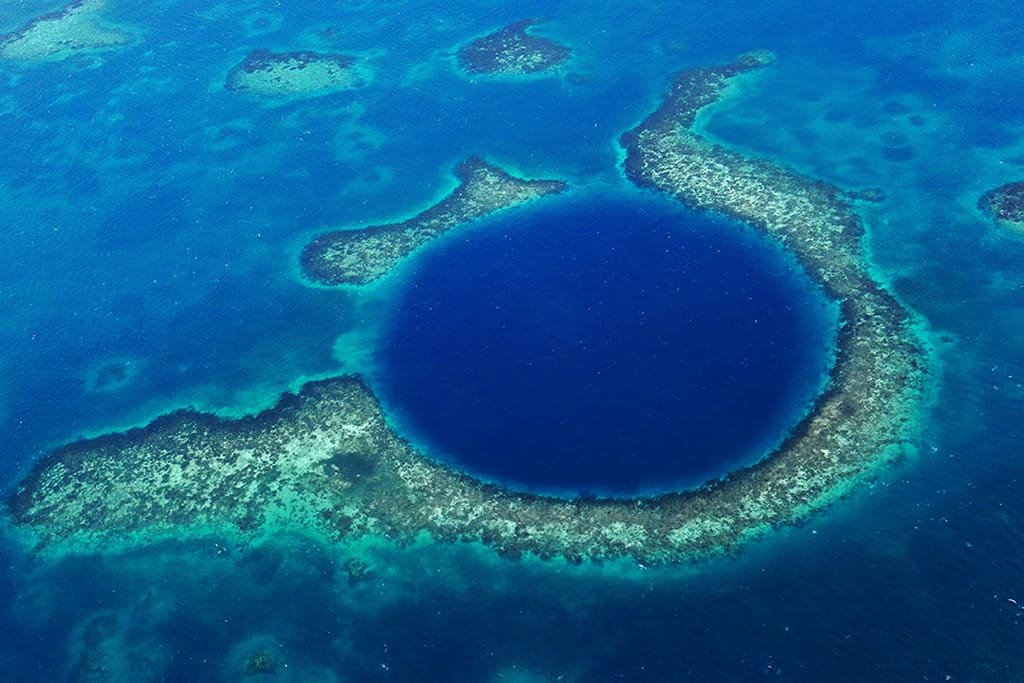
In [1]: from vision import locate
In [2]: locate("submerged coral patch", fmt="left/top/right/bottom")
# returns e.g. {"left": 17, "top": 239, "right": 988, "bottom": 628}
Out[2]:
{"left": 0, "top": 0, "right": 132, "bottom": 62}
{"left": 301, "top": 158, "right": 566, "bottom": 286}
{"left": 83, "top": 356, "right": 145, "bottom": 394}
{"left": 225, "top": 49, "right": 370, "bottom": 99}
{"left": 457, "top": 20, "right": 571, "bottom": 76}
{"left": 978, "top": 181, "right": 1024, "bottom": 225}
{"left": 241, "top": 12, "right": 283, "bottom": 38}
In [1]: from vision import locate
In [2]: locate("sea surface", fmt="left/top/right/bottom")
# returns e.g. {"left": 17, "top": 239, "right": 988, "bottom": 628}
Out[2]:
{"left": 0, "top": 0, "right": 1022, "bottom": 680}
{"left": 373, "top": 193, "right": 836, "bottom": 497}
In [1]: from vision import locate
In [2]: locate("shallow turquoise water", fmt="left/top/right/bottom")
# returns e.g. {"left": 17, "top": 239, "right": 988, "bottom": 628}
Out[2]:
{"left": 0, "top": 0, "right": 1022, "bottom": 680}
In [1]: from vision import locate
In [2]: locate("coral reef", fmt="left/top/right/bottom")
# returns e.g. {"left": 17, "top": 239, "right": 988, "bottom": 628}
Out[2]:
{"left": 457, "top": 20, "right": 571, "bottom": 76}
{"left": 343, "top": 557, "right": 371, "bottom": 585}
{"left": 301, "top": 157, "right": 566, "bottom": 285}
{"left": 83, "top": 356, "right": 144, "bottom": 394}
{"left": 65, "top": 609, "right": 169, "bottom": 682}
{"left": 226, "top": 49, "right": 370, "bottom": 98}
{"left": 6, "top": 54, "right": 930, "bottom": 565}
{"left": 978, "top": 181, "right": 1024, "bottom": 225}
{"left": 0, "top": 0, "right": 131, "bottom": 62}
{"left": 245, "top": 651, "right": 276, "bottom": 675}
{"left": 847, "top": 187, "right": 887, "bottom": 203}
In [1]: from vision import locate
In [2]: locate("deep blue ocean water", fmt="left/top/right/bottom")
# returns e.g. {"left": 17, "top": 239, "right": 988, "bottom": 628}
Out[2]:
{"left": 374, "top": 195, "right": 834, "bottom": 496}
{"left": 0, "top": 0, "right": 1022, "bottom": 680}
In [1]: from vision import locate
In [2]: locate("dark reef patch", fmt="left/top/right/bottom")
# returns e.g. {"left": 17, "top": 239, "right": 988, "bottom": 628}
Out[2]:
{"left": 457, "top": 20, "right": 571, "bottom": 76}
{"left": 83, "top": 357, "right": 144, "bottom": 394}
{"left": 847, "top": 187, "right": 887, "bottom": 203}
{"left": 882, "top": 101, "right": 911, "bottom": 115}
{"left": 978, "top": 181, "right": 1024, "bottom": 224}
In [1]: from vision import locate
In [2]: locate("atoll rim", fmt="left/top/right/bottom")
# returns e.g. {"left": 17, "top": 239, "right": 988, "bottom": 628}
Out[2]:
{"left": 6, "top": 54, "right": 932, "bottom": 567}
{"left": 300, "top": 158, "right": 566, "bottom": 286}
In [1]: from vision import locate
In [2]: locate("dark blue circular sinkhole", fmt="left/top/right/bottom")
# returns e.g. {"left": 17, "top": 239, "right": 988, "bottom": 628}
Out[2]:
{"left": 373, "top": 194, "right": 836, "bottom": 498}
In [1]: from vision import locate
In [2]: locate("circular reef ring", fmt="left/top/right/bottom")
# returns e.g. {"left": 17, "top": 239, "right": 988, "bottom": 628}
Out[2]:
{"left": 6, "top": 53, "right": 932, "bottom": 565}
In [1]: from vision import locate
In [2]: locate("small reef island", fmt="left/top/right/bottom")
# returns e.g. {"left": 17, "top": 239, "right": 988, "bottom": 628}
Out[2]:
{"left": 301, "top": 157, "right": 566, "bottom": 285}
{"left": 978, "top": 181, "right": 1024, "bottom": 227}
{"left": 457, "top": 20, "right": 571, "bottom": 76}
{"left": 6, "top": 54, "right": 930, "bottom": 565}
{"left": 0, "top": 0, "right": 132, "bottom": 62}
{"left": 225, "top": 49, "right": 370, "bottom": 99}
